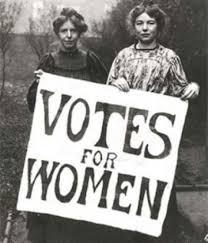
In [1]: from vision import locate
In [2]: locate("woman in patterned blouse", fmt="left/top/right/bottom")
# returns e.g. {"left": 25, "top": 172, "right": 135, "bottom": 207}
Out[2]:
{"left": 107, "top": 3, "right": 199, "bottom": 99}
{"left": 107, "top": 2, "right": 199, "bottom": 243}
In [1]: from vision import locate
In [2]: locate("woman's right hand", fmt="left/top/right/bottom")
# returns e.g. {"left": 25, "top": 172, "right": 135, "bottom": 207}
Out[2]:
{"left": 34, "top": 69, "right": 44, "bottom": 82}
{"left": 112, "top": 77, "right": 130, "bottom": 92}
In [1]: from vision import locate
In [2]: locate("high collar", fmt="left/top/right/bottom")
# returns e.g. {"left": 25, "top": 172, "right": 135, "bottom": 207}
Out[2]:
{"left": 58, "top": 44, "right": 79, "bottom": 56}
{"left": 52, "top": 47, "right": 87, "bottom": 70}
{"left": 134, "top": 40, "right": 158, "bottom": 51}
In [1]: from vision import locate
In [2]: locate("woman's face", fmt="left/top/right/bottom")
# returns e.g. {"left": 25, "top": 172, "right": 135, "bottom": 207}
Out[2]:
{"left": 134, "top": 12, "right": 158, "bottom": 44}
{"left": 58, "top": 19, "right": 80, "bottom": 50}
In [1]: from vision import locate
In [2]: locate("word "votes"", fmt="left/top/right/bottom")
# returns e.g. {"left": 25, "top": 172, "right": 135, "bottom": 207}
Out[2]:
{"left": 40, "top": 89, "right": 176, "bottom": 159}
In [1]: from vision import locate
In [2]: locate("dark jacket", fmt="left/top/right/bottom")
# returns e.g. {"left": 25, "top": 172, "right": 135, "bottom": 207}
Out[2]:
{"left": 27, "top": 48, "right": 107, "bottom": 113}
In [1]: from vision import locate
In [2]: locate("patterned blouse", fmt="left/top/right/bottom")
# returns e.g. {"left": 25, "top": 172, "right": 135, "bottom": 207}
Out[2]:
{"left": 107, "top": 44, "right": 188, "bottom": 97}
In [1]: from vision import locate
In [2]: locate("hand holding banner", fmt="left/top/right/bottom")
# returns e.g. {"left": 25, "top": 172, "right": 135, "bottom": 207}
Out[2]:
{"left": 17, "top": 72, "right": 188, "bottom": 237}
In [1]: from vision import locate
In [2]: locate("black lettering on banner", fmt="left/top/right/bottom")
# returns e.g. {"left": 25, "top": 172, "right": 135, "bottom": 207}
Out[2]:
{"left": 144, "top": 112, "right": 176, "bottom": 159}
{"left": 81, "top": 149, "right": 92, "bottom": 163}
{"left": 112, "top": 174, "right": 135, "bottom": 214}
{"left": 26, "top": 158, "right": 59, "bottom": 200}
{"left": 67, "top": 98, "right": 90, "bottom": 141}
{"left": 93, "top": 150, "right": 103, "bottom": 166}
{"left": 77, "top": 167, "right": 112, "bottom": 208}
{"left": 95, "top": 102, "right": 126, "bottom": 148}
{"left": 55, "top": 164, "right": 78, "bottom": 203}
{"left": 123, "top": 108, "right": 148, "bottom": 155}
{"left": 136, "top": 177, "right": 167, "bottom": 219}
{"left": 103, "top": 152, "right": 117, "bottom": 169}
{"left": 40, "top": 89, "right": 71, "bottom": 135}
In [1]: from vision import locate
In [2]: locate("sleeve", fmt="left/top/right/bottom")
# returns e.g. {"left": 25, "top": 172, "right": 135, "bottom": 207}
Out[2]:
{"left": 107, "top": 50, "right": 126, "bottom": 85}
{"left": 87, "top": 51, "right": 108, "bottom": 84}
{"left": 167, "top": 54, "right": 189, "bottom": 97}
{"left": 27, "top": 53, "right": 54, "bottom": 113}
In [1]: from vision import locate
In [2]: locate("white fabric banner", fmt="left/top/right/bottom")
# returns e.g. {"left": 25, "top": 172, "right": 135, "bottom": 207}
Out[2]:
{"left": 17, "top": 72, "right": 188, "bottom": 237}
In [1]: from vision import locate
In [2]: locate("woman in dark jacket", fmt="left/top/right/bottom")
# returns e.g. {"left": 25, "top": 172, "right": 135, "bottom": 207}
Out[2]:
{"left": 27, "top": 7, "right": 107, "bottom": 113}
{"left": 26, "top": 7, "right": 120, "bottom": 243}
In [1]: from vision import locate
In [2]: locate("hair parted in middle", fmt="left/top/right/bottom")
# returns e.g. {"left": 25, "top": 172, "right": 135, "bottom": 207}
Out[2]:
{"left": 53, "top": 7, "right": 88, "bottom": 35}
{"left": 126, "top": 0, "right": 167, "bottom": 36}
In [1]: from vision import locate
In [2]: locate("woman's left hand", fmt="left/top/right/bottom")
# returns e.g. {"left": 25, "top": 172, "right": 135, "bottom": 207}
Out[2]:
{"left": 181, "top": 82, "right": 200, "bottom": 100}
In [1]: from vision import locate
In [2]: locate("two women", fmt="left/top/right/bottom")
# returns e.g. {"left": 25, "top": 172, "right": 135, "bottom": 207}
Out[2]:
{"left": 26, "top": 2, "right": 199, "bottom": 243}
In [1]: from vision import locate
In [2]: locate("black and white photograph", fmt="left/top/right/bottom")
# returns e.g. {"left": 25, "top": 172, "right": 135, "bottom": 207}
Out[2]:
{"left": 0, "top": 0, "right": 207, "bottom": 242}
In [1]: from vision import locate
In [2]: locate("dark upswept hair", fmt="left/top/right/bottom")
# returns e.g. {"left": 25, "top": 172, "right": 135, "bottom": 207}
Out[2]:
{"left": 53, "top": 7, "right": 88, "bottom": 35}
{"left": 127, "top": 0, "right": 167, "bottom": 35}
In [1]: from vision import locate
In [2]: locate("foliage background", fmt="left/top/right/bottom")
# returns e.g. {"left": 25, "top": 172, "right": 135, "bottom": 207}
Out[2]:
{"left": 0, "top": 0, "right": 207, "bottom": 241}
